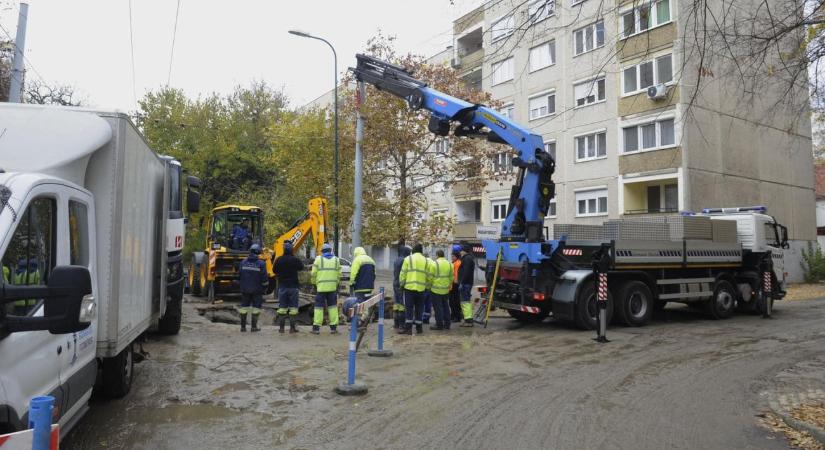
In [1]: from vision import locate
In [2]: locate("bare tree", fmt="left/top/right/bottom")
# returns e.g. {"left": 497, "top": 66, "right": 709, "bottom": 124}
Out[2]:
{"left": 24, "top": 79, "right": 84, "bottom": 106}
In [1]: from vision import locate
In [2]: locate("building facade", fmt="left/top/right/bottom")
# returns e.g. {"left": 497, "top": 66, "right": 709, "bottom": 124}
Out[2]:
{"left": 419, "top": 0, "right": 814, "bottom": 280}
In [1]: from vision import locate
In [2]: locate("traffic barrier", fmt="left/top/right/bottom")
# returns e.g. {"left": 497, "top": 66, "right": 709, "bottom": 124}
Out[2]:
{"left": 595, "top": 272, "right": 609, "bottom": 343}
{"left": 334, "top": 291, "right": 382, "bottom": 396}
{"left": 0, "top": 397, "right": 58, "bottom": 450}
{"left": 368, "top": 287, "right": 393, "bottom": 357}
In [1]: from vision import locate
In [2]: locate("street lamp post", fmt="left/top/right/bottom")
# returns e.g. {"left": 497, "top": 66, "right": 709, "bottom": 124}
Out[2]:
{"left": 289, "top": 30, "right": 340, "bottom": 255}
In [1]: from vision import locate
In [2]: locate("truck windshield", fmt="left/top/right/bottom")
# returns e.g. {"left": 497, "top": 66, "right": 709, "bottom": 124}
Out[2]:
{"left": 169, "top": 163, "right": 182, "bottom": 215}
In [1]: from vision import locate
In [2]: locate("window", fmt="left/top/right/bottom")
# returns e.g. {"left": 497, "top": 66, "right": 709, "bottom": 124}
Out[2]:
{"left": 434, "top": 138, "right": 451, "bottom": 156}
{"left": 493, "top": 152, "right": 513, "bottom": 173}
{"left": 492, "top": 15, "right": 514, "bottom": 41}
{"left": 575, "top": 131, "right": 607, "bottom": 161}
{"left": 622, "top": 54, "right": 674, "bottom": 94}
{"left": 576, "top": 189, "right": 608, "bottom": 216}
{"left": 499, "top": 103, "right": 515, "bottom": 119}
{"left": 69, "top": 201, "right": 90, "bottom": 267}
{"left": 413, "top": 176, "right": 426, "bottom": 188}
{"left": 529, "top": 41, "right": 556, "bottom": 72}
{"left": 573, "top": 21, "right": 605, "bottom": 56}
{"left": 645, "top": 183, "right": 678, "bottom": 212}
{"left": 529, "top": 0, "right": 555, "bottom": 22}
{"left": 528, "top": 90, "right": 556, "bottom": 119}
{"left": 622, "top": 118, "right": 676, "bottom": 152}
{"left": 548, "top": 198, "right": 557, "bottom": 217}
{"left": 621, "top": 0, "right": 671, "bottom": 38}
{"left": 574, "top": 77, "right": 606, "bottom": 106}
{"left": 2, "top": 198, "right": 57, "bottom": 317}
{"left": 544, "top": 140, "right": 557, "bottom": 159}
{"left": 432, "top": 208, "right": 448, "bottom": 217}
{"left": 492, "top": 201, "right": 509, "bottom": 222}
{"left": 491, "top": 58, "right": 514, "bottom": 85}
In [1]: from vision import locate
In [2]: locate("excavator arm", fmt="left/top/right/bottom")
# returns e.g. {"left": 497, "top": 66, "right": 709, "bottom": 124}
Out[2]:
{"left": 351, "top": 54, "right": 555, "bottom": 245}
{"left": 272, "top": 197, "right": 329, "bottom": 260}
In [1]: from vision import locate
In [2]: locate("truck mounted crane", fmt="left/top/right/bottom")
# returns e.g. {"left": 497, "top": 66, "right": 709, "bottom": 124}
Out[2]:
{"left": 352, "top": 54, "right": 787, "bottom": 330}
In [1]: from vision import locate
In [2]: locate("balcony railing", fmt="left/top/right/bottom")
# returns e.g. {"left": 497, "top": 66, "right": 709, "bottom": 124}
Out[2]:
{"left": 624, "top": 208, "right": 679, "bottom": 215}
{"left": 457, "top": 48, "right": 484, "bottom": 70}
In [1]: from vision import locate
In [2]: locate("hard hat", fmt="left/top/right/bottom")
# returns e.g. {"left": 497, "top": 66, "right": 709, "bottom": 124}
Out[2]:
{"left": 283, "top": 241, "right": 293, "bottom": 252}
{"left": 322, "top": 243, "right": 333, "bottom": 253}
{"left": 452, "top": 244, "right": 462, "bottom": 253}
{"left": 250, "top": 244, "right": 262, "bottom": 254}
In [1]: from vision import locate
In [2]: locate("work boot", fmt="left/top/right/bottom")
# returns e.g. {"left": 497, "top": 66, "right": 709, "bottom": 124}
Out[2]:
{"left": 278, "top": 316, "right": 286, "bottom": 334}
{"left": 397, "top": 326, "right": 412, "bottom": 335}
{"left": 240, "top": 314, "right": 247, "bottom": 332}
{"left": 415, "top": 324, "right": 423, "bottom": 335}
{"left": 311, "top": 325, "right": 321, "bottom": 335}
{"left": 250, "top": 315, "right": 261, "bottom": 332}
{"left": 460, "top": 319, "right": 474, "bottom": 327}
{"left": 289, "top": 318, "right": 299, "bottom": 333}
{"left": 330, "top": 325, "right": 338, "bottom": 335}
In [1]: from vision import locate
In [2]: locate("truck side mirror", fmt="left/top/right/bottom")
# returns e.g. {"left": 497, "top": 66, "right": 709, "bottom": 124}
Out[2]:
{"left": 0, "top": 265, "right": 93, "bottom": 335}
{"left": 187, "top": 175, "right": 201, "bottom": 213}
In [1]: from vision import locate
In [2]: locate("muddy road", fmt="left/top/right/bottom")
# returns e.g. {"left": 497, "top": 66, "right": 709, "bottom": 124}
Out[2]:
{"left": 62, "top": 297, "right": 825, "bottom": 449}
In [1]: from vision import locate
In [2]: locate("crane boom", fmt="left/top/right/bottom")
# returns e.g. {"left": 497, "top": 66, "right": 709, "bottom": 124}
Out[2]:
{"left": 352, "top": 54, "right": 557, "bottom": 262}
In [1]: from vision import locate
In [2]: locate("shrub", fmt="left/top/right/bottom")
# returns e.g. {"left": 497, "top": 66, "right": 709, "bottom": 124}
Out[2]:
{"left": 801, "top": 242, "right": 825, "bottom": 283}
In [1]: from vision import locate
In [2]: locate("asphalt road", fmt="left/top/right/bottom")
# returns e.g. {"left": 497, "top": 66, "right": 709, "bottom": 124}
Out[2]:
{"left": 62, "top": 297, "right": 825, "bottom": 449}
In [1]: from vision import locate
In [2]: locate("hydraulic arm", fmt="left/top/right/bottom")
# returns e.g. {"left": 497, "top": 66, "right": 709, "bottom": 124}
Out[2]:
{"left": 352, "top": 55, "right": 556, "bottom": 255}
{"left": 272, "top": 197, "right": 329, "bottom": 259}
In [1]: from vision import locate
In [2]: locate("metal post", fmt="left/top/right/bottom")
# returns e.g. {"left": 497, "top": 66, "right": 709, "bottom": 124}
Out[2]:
{"left": 333, "top": 49, "right": 340, "bottom": 256}
{"left": 595, "top": 272, "right": 609, "bottom": 342}
{"left": 369, "top": 287, "right": 393, "bottom": 357}
{"left": 8, "top": 3, "right": 29, "bottom": 103}
{"left": 29, "top": 396, "right": 54, "bottom": 450}
{"left": 352, "top": 82, "right": 365, "bottom": 248}
{"left": 334, "top": 304, "right": 367, "bottom": 395}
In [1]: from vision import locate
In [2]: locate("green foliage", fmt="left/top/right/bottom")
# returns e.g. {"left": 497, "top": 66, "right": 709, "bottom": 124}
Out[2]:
{"left": 801, "top": 242, "right": 825, "bottom": 282}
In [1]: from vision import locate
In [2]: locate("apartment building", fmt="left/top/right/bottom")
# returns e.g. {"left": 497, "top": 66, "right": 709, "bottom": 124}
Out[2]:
{"left": 420, "top": 0, "right": 815, "bottom": 279}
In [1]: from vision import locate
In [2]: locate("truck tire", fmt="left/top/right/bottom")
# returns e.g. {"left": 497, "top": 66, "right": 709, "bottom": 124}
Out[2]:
{"left": 102, "top": 344, "right": 134, "bottom": 398}
{"left": 189, "top": 263, "right": 202, "bottom": 296}
{"left": 708, "top": 280, "right": 736, "bottom": 320}
{"left": 507, "top": 308, "right": 549, "bottom": 323}
{"left": 158, "top": 294, "right": 182, "bottom": 335}
{"left": 574, "top": 282, "right": 613, "bottom": 330}
{"left": 615, "top": 281, "right": 654, "bottom": 327}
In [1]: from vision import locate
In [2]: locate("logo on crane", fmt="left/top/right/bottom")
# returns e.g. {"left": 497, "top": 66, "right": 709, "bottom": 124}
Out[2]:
{"left": 481, "top": 112, "right": 507, "bottom": 130}
{"left": 290, "top": 230, "right": 303, "bottom": 244}
{"left": 434, "top": 98, "right": 448, "bottom": 107}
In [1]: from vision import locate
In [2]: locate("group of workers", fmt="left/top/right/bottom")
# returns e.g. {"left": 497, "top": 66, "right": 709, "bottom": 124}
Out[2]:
{"left": 393, "top": 243, "right": 475, "bottom": 335}
{"left": 235, "top": 240, "right": 477, "bottom": 336}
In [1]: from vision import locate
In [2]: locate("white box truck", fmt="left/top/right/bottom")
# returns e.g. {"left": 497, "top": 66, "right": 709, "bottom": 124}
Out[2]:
{"left": 0, "top": 103, "right": 199, "bottom": 438}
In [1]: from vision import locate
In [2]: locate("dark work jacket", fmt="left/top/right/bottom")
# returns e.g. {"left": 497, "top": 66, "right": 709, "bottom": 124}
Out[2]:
{"left": 353, "top": 262, "right": 376, "bottom": 292}
{"left": 273, "top": 253, "right": 304, "bottom": 289}
{"left": 393, "top": 248, "right": 411, "bottom": 289}
{"left": 239, "top": 255, "right": 267, "bottom": 294}
{"left": 458, "top": 253, "right": 475, "bottom": 286}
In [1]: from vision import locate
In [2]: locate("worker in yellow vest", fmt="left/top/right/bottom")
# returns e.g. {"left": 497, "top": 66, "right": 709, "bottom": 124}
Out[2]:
{"left": 13, "top": 258, "right": 40, "bottom": 315}
{"left": 398, "top": 243, "right": 432, "bottom": 335}
{"left": 428, "top": 249, "right": 453, "bottom": 331}
{"left": 310, "top": 243, "right": 342, "bottom": 335}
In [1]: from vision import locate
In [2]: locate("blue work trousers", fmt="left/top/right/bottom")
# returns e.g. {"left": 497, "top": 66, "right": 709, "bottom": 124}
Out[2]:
{"left": 430, "top": 293, "right": 450, "bottom": 328}
{"left": 404, "top": 289, "right": 425, "bottom": 328}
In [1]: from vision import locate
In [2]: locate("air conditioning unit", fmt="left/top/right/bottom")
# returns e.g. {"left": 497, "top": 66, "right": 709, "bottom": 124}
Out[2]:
{"left": 647, "top": 84, "right": 668, "bottom": 100}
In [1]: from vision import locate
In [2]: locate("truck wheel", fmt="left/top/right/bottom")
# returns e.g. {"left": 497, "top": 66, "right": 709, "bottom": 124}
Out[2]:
{"left": 615, "top": 281, "right": 654, "bottom": 327}
{"left": 102, "top": 344, "right": 134, "bottom": 398}
{"left": 190, "top": 264, "right": 202, "bottom": 296}
{"left": 158, "top": 294, "right": 182, "bottom": 335}
{"left": 198, "top": 265, "right": 208, "bottom": 297}
{"left": 708, "top": 280, "right": 736, "bottom": 320}
{"left": 574, "top": 282, "right": 613, "bottom": 330}
{"left": 507, "top": 308, "right": 549, "bottom": 323}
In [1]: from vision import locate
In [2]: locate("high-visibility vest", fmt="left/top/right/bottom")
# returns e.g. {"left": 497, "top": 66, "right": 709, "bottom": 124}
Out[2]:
{"left": 430, "top": 257, "right": 453, "bottom": 295}
{"left": 13, "top": 267, "right": 40, "bottom": 307}
{"left": 400, "top": 253, "right": 430, "bottom": 293}
{"left": 312, "top": 255, "right": 341, "bottom": 293}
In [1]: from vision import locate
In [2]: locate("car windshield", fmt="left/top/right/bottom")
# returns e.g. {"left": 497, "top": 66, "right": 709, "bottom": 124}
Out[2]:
{"left": 212, "top": 211, "right": 263, "bottom": 251}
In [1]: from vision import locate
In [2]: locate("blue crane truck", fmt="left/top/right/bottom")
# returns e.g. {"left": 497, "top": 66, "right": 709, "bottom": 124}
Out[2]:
{"left": 352, "top": 55, "right": 787, "bottom": 330}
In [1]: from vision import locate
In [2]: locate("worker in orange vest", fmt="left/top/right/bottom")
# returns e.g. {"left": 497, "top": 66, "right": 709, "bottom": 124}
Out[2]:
{"left": 449, "top": 244, "right": 462, "bottom": 323}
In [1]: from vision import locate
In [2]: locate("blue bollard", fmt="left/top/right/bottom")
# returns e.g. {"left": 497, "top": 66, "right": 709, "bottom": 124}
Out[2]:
{"left": 335, "top": 303, "right": 368, "bottom": 396}
{"left": 29, "top": 396, "right": 54, "bottom": 450}
{"left": 369, "top": 287, "right": 393, "bottom": 357}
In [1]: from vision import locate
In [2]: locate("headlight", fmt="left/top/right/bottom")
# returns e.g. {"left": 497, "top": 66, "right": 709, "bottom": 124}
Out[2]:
{"left": 79, "top": 294, "right": 96, "bottom": 324}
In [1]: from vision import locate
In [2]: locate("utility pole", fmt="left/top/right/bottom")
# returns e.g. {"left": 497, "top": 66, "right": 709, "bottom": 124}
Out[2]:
{"left": 352, "top": 81, "right": 366, "bottom": 248}
{"left": 8, "top": 2, "right": 29, "bottom": 103}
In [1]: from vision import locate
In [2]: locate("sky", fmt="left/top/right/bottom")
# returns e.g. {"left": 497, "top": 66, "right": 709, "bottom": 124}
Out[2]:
{"left": 0, "top": 0, "right": 483, "bottom": 111}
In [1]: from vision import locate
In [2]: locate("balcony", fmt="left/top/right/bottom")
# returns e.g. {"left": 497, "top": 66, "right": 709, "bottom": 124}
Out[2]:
{"left": 622, "top": 175, "right": 680, "bottom": 216}
{"left": 452, "top": 180, "right": 482, "bottom": 199}
{"left": 457, "top": 48, "right": 484, "bottom": 70}
{"left": 454, "top": 222, "right": 482, "bottom": 240}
